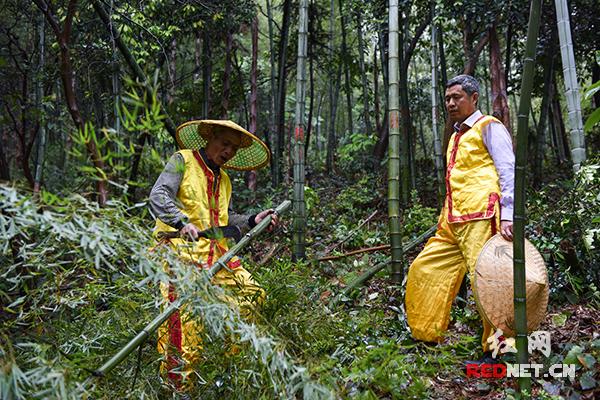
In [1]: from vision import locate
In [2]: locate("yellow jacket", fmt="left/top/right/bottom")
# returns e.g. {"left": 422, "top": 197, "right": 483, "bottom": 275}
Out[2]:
{"left": 445, "top": 115, "right": 501, "bottom": 223}
{"left": 154, "top": 149, "right": 241, "bottom": 269}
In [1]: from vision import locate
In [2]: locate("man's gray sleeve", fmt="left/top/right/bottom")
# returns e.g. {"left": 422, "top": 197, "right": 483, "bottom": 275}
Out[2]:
{"left": 149, "top": 153, "right": 188, "bottom": 229}
{"left": 228, "top": 203, "right": 256, "bottom": 233}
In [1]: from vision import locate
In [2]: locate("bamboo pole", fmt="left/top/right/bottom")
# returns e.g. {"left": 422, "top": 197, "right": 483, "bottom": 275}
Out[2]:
{"left": 93, "top": 200, "right": 291, "bottom": 377}
{"left": 292, "top": 0, "right": 308, "bottom": 260}
{"left": 514, "top": 0, "right": 542, "bottom": 393}
{"left": 388, "top": 0, "right": 405, "bottom": 283}
{"left": 554, "top": 0, "right": 586, "bottom": 171}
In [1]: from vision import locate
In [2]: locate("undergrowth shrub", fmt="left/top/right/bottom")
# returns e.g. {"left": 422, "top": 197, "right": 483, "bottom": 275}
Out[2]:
{"left": 527, "top": 159, "right": 600, "bottom": 306}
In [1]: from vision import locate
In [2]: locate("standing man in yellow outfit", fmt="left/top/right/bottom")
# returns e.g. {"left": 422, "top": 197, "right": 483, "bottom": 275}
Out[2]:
{"left": 149, "top": 120, "right": 278, "bottom": 389}
{"left": 405, "top": 75, "right": 514, "bottom": 358}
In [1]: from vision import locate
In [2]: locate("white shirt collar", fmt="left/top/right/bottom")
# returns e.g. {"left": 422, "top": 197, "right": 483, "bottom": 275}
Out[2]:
{"left": 453, "top": 110, "right": 483, "bottom": 132}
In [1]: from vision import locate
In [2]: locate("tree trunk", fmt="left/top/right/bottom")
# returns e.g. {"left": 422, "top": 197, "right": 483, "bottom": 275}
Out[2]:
{"left": 36, "top": 0, "right": 108, "bottom": 205}
{"left": 246, "top": 17, "right": 259, "bottom": 191}
{"left": 513, "top": 0, "right": 542, "bottom": 392}
{"left": 555, "top": 0, "right": 586, "bottom": 171}
{"left": 338, "top": 0, "right": 353, "bottom": 135}
{"left": 484, "top": 61, "right": 491, "bottom": 114}
{"left": 388, "top": 0, "right": 406, "bottom": 284}
{"left": 373, "top": 28, "right": 390, "bottom": 161}
{"left": 202, "top": 29, "right": 212, "bottom": 118}
{"left": 316, "top": 91, "right": 324, "bottom": 157}
{"left": 34, "top": 11, "right": 46, "bottom": 194}
{"left": 167, "top": 38, "right": 176, "bottom": 105}
{"left": 438, "top": 22, "right": 448, "bottom": 120}
{"left": 551, "top": 91, "right": 569, "bottom": 164}
{"left": 293, "top": 0, "right": 308, "bottom": 260}
{"left": 356, "top": 12, "right": 372, "bottom": 137}
{"left": 326, "top": 0, "right": 336, "bottom": 174}
{"left": 489, "top": 25, "right": 512, "bottom": 133}
{"left": 592, "top": 61, "right": 600, "bottom": 108}
{"left": 462, "top": 22, "right": 488, "bottom": 76}
{"left": 398, "top": 52, "right": 411, "bottom": 204}
{"left": 399, "top": 12, "right": 431, "bottom": 203}
{"left": 327, "top": 65, "right": 342, "bottom": 173}
{"left": 127, "top": 131, "right": 149, "bottom": 203}
{"left": 534, "top": 36, "right": 556, "bottom": 184}
{"left": 305, "top": 0, "right": 315, "bottom": 157}
{"left": 0, "top": 131, "right": 9, "bottom": 180}
{"left": 430, "top": 8, "right": 445, "bottom": 207}
{"left": 194, "top": 30, "right": 201, "bottom": 82}
{"left": 266, "top": 0, "right": 278, "bottom": 184}
{"left": 274, "top": 0, "right": 293, "bottom": 186}
{"left": 373, "top": 44, "right": 382, "bottom": 135}
{"left": 504, "top": 20, "right": 513, "bottom": 92}
{"left": 221, "top": 31, "right": 233, "bottom": 119}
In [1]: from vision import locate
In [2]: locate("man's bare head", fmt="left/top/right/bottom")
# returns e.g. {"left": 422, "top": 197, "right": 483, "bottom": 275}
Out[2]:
{"left": 445, "top": 74, "right": 480, "bottom": 124}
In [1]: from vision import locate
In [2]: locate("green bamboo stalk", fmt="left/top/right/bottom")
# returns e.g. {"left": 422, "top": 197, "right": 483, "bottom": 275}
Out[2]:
{"left": 93, "top": 200, "right": 291, "bottom": 377}
{"left": 388, "top": 0, "right": 405, "bottom": 283}
{"left": 555, "top": 0, "right": 586, "bottom": 171}
{"left": 514, "top": 0, "right": 542, "bottom": 393}
{"left": 292, "top": 0, "right": 308, "bottom": 260}
{"left": 90, "top": 0, "right": 177, "bottom": 141}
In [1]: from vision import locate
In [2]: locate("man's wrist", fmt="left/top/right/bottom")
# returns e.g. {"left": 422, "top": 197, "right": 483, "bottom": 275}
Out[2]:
{"left": 248, "top": 214, "right": 258, "bottom": 228}
{"left": 174, "top": 220, "right": 186, "bottom": 230}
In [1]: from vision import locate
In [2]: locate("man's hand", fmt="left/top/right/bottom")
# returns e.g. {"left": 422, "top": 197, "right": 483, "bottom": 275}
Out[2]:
{"left": 500, "top": 220, "right": 513, "bottom": 241}
{"left": 180, "top": 223, "right": 201, "bottom": 241}
{"left": 254, "top": 209, "right": 279, "bottom": 232}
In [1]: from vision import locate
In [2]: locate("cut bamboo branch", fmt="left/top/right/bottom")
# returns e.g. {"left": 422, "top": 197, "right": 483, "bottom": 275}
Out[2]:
{"left": 318, "top": 244, "right": 389, "bottom": 262}
{"left": 320, "top": 210, "right": 378, "bottom": 256}
{"left": 93, "top": 200, "right": 291, "bottom": 378}
{"left": 331, "top": 224, "right": 436, "bottom": 306}
{"left": 258, "top": 243, "right": 282, "bottom": 266}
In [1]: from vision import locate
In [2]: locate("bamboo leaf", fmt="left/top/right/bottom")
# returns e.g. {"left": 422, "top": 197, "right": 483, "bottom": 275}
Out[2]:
{"left": 584, "top": 107, "right": 600, "bottom": 132}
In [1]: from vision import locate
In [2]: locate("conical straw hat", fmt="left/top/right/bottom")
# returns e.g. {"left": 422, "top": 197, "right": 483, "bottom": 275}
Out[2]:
{"left": 473, "top": 234, "right": 549, "bottom": 337}
{"left": 176, "top": 120, "right": 270, "bottom": 171}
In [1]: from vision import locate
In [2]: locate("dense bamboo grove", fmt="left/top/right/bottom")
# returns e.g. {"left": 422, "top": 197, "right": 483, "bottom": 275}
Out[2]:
{"left": 1, "top": 0, "right": 599, "bottom": 398}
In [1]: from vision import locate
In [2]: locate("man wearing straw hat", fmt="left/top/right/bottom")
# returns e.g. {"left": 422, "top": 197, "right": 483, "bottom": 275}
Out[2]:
{"left": 405, "top": 75, "right": 515, "bottom": 358}
{"left": 149, "top": 120, "right": 277, "bottom": 388}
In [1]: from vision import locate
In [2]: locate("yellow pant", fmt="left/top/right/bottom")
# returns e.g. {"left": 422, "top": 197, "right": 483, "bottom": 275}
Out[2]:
{"left": 405, "top": 207, "right": 498, "bottom": 351}
{"left": 157, "top": 265, "right": 265, "bottom": 387}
